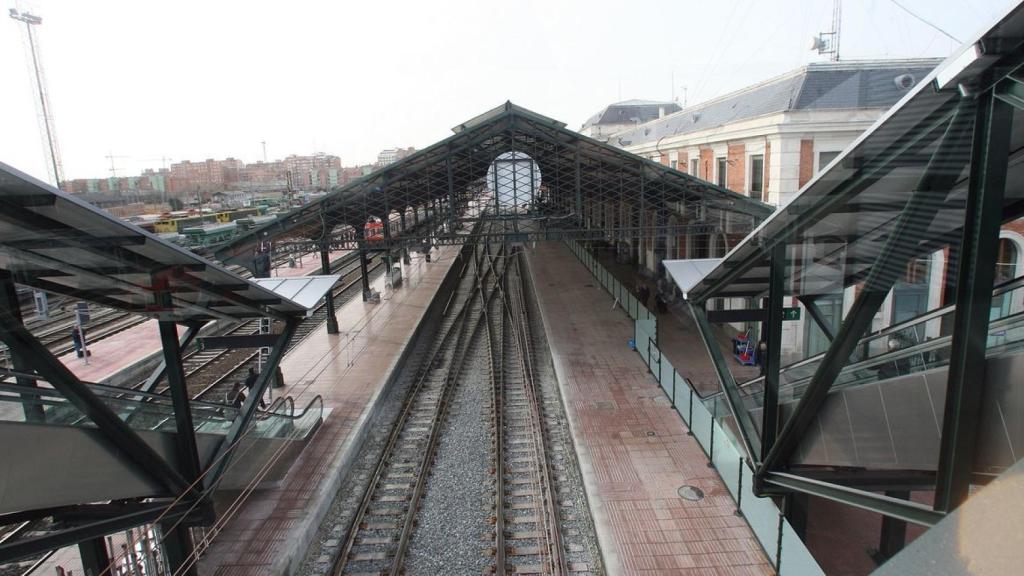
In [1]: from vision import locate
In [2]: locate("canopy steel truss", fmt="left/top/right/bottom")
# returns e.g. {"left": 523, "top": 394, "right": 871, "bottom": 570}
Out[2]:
{"left": 213, "top": 102, "right": 772, "bottom": 270}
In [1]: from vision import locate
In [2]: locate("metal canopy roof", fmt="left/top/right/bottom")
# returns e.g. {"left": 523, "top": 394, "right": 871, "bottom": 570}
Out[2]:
{"left": 0, "top": 161, "right": 323, "bottom": 322}
{"left": 685, "top": 3, "right": 1024, "bottom": 303}
{"left": 251, "top": 275, "right": 341, "bottom": 311}
{"left": 214, "top": 102, "right": 774, "bottom": 266}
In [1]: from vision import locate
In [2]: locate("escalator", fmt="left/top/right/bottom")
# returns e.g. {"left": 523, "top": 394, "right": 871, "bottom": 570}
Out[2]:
{"left": 0, "top": 378, "right": 323, "bottom": 515}
{"left": 703, "top": 277, "right": 1024, "bottom": 475}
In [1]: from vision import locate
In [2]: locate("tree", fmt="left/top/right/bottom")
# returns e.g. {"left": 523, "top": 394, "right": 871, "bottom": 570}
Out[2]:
{"left": 168, "top": 197, "right": 184, "bottom": 211}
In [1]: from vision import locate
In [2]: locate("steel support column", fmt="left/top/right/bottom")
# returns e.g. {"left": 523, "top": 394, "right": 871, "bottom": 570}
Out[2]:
{"left": 689, "top": 302, "right": 761, "bottom": 462}
{"left": 574, "top": 148, "right": 582, "bottom": 224}
{"left": 934, "top": 92, "right": 1013, "bottom": 512}
{"left": 321, "top": 245, "right": 339, "bottom": 334}
{"left": 139, "top": 323, "right": 203, "bottom": 393}
{"left": 358, "top": 232, "right": 371, "bottom": 301}
{"left": 161, "top": 523, "right": 198, "bottom": 576}
{"left": 447, "top": 155, "right": 456, "bottom": 233}
{"left": 760, "top": 243, "right": 786, "bottom": 462}
{"left": 758, "top": 104, "right": 973, "bottom": 477}
{"left": 159, "top": 321, "right": 202, "bottom": 483}
{"left": 877, "top": 490, "right": 910, "bottom": 561}
{"left": 78, "top": 536, "right": 112, "bottom": 576}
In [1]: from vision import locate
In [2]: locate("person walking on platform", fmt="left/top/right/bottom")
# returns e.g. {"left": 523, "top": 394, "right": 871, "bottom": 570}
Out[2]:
{"left": 243, "top": 367, "right": 267, "bottom": 409}
{"left": 70, "top": 328, "right": 90, "bottom": 358}
{"left": 637, "top": 283, "right": 650, "bottom": 310}
{"left": 226, "top": 382, "right": 246, "bottom": 409}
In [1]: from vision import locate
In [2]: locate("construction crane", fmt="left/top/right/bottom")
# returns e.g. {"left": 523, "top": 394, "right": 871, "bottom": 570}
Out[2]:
{"left": 9, "top": 8, "right": 64, "bottom": 186}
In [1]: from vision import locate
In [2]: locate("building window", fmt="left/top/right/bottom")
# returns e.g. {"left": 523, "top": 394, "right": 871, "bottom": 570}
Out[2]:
{"left": 690, "top": 158, "right": 699, "bottom": 177}
{"left": 996, "top": 238, "right": 1019, "bottom": 284}
{"left": 749, "top": 154, "right": 764, "bottom": 201}
{"left": 670, "top": 159, "right": 677, "bottom": 170}
{"left": 716, "top": 157, "right": 727, "bottom": 188}
{"left": 818, "top": 151, "right": 840, "bottom": 173}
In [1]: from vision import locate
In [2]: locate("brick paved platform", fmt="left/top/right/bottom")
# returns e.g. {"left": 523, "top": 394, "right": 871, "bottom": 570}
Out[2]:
{"left": 197, "top": 246, "right": 458, "bottom": 576}
{"left": 526, "top": 242, "right": 773, "bottom": 576}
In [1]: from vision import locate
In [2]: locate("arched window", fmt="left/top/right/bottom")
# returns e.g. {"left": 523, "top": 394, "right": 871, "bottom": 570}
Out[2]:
{"left": 995, "top": 238, "right": 1019, "bottom": 284}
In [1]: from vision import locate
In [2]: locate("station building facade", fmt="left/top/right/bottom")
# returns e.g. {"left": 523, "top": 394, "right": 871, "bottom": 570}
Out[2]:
{"left": 595, "top": 58, "right": 1024, "bottom": 363}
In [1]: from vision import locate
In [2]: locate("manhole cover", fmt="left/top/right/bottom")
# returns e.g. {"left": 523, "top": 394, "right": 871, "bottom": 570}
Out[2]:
{"left": 677, "top": 485, "right": 705, "bottom": 501}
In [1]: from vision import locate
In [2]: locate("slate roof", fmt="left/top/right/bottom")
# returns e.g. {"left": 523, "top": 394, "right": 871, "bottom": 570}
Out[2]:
{"left": 582, "top": 100, "right": 682, "bottom": 130}
{"left": 611, "top": 59, "right": 942, "bottom": 147}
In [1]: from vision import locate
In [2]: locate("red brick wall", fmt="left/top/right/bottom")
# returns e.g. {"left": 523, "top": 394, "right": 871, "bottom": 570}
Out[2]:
{"left": 660, "top": 154, "right": 670, "bottom": 166}
{"left": 699, "top": 149, "right": 714, "bottom": 180}
{"left": 799, "top": 139, "right": 814, "bottom": 188}
{"left": 677, "top": 151, "right": 689, "bottom": 172}
{"left": 727, "top": 143, "right": 746, "bottom": 193}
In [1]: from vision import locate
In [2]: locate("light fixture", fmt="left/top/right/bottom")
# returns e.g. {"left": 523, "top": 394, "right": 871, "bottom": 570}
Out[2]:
{"left": 935, "top": 43, "right": 984, "bottom": 91}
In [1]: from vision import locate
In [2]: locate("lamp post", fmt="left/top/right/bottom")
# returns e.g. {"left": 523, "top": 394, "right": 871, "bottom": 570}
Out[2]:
{"left": 9, "top": 8, "right": 64, "bottom": 186}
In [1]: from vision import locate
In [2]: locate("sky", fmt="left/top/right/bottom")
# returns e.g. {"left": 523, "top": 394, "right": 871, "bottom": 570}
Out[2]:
{"left": 0, "top": 0, "right": 1016, "bottom": 184}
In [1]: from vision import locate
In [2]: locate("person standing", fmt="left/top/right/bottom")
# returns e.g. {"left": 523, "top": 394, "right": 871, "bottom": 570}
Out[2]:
{"left": 243, "top": 367, "right": 266, "bottom": 409}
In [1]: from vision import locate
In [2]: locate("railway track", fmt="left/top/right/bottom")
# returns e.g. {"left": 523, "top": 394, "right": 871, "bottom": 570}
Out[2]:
{"left": 324, "top": 215, "right": 598, "bottom": 575}
{"left": 331, "top": 241, "right": 503, "bottom": 575}
{"left": 490, "top": 246, "right": 569, "bottom": 575}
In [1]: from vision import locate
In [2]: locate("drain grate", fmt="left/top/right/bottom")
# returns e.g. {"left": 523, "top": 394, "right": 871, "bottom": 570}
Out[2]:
{"left": 677, "top": 485, "right": 705, "bottom": 501}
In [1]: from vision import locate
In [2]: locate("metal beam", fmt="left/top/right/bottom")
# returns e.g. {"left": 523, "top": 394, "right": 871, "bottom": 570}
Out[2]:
{"left": 0, "top": 502, "right": 191, "bottom": 564}
{"left": 160, "top": 321, "right": 203, "bottom": 484}
{"left": 139, "top": 322, "right": 203, "bottom": 393}
{"left": 688, "top": 301, "right": 761, "bottom": 462}
{"left": 204, "top": 319, "right": 297, "bottom": 488}
{"left": 798, "top": 295, "right": 836, "bottom": 342}
{"left": 765, "top": 472, "right": 944, "bottom": 527}
{"left": 197, "top": 334, "right": 283, "bottom": 349}
{"left": 761, "top": 243, "right": 786, "bottom": 462}
{"left": 934, "top": 91, "right": 1013, "bottom": 512}
{"left": 758, "top": 103, "right": 974, "bottom": 477}
{"left": 707, "top": 308, "right": 767, "bottom": 323}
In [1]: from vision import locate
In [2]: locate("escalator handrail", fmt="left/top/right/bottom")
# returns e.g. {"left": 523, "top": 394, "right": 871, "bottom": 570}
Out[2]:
{"left": 701, "top": 302, "right": 1024, "bottom": 403}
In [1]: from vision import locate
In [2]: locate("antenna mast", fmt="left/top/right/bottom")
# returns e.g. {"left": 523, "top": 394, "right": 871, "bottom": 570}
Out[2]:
{"left": 812, "top": 0, "right": 842, "bottom": 62}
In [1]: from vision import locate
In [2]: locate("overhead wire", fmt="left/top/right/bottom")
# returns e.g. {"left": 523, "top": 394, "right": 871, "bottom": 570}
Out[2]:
{"left": 888, "top": 0, "right": 961, "bottom": 44}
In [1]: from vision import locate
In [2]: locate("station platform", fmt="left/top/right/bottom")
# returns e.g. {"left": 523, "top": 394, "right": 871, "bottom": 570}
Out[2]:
{"left": 590, "top": 246, "right": 759, "bottom": 396}
{"left": 197, "top": 246, "right": 457, "bottom": 576}
{"left": 526, "top": 242, "right": 772, "bottom": 576}
{"left": 54, "top": 249, "right": 349, "bottom": 385}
